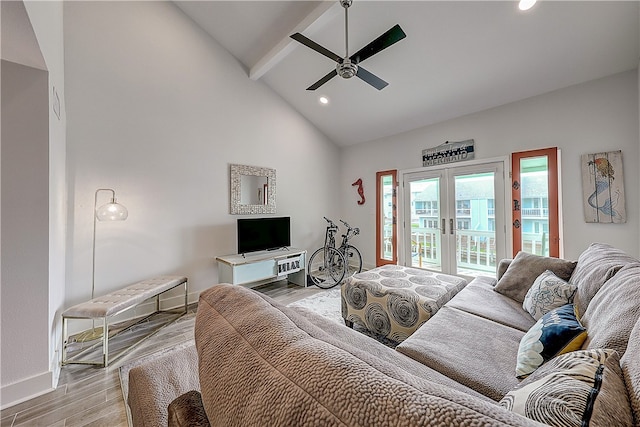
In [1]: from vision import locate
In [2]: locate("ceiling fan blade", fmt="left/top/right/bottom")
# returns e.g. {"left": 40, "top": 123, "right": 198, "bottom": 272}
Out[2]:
{"left": 307, "top": 69, "right": 338, "bottom": 91}
{"left": 350, "top": 24, "right": 406, "bottom": 64}
{"left": 290, "top": 33, "right": 343, "bottom": 63}
{"left": 356, "top": 67, "right": 388, "bottom": 90}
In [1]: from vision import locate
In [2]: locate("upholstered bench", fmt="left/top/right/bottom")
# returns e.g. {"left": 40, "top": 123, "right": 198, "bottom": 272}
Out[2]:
{"left": 341, "top": 266, "right": 467, "bottom": 342}
{"left": 62, "top": 275, "right": 188, "bottom": 367}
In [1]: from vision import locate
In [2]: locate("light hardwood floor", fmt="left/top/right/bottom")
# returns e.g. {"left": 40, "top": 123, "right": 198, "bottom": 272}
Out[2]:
{"left": 1, "top": 280, "right": 321, "bottom": 427}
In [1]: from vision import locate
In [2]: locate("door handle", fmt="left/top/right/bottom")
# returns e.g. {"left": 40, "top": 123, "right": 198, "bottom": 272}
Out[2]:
{"left": 441, "top": 218, "right": 446, "bottom": 235}
{"left": 450, "top": 218, "right": 455, "bottom": 235}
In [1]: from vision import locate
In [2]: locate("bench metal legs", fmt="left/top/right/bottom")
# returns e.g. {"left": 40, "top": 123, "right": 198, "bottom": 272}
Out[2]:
{"left": 62, "top": 281, "right": 188, "bottom": 368}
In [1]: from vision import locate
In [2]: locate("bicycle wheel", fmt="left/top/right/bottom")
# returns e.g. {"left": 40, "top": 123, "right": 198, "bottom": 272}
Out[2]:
{"left": 307, "top": 247, "right": 346, "bottom": 289}
{"left": 342, "top": 245, "right": 363, "bottom": 278}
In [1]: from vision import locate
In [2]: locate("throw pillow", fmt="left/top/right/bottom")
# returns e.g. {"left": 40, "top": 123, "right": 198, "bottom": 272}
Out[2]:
{"left": 522, "top": 270, "right": 577, "bottom": 320}
{"left": 501, "top": 349, "right": 633, "bottom": 427}
{"left": 494, "top": 251, "right": 577, "bottom": 303}
{"left": 515, "top": 304, "right": 587, "bottom": 378}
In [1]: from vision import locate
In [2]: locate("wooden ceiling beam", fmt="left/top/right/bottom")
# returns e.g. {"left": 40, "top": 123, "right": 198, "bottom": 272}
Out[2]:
{"left": 249, "top": 1, "right": 340, "bottom": 81}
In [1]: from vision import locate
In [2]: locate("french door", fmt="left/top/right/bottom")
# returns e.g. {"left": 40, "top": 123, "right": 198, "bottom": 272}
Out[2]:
{"left": 402, "top": 161, "right": 507, "bottom": 278}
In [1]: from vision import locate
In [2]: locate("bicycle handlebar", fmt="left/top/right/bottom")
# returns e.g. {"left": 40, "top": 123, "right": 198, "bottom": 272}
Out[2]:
{"left": 323, "top": 216, "right": 338, "bottom": 229}
{"left": 324, "top": 217, "right": 359, "bottom": 235}
{"left": 340, "top": 219, "right": 359, "bottom": 233}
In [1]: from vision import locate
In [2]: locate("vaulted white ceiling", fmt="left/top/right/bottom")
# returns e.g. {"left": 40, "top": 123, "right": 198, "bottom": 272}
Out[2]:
{"left": 175, "top": 1, "right": 639, "bottom": 146}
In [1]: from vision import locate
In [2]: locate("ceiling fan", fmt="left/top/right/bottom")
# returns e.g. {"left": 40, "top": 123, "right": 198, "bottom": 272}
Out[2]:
{"left": 290, "top": 0, "right": 406, "bottom": 91}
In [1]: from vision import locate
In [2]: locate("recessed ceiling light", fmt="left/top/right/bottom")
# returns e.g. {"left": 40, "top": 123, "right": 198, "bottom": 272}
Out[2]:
{"left": 319, "top": 96, "right": 329, "bottom": 105}
{"left": 518, "top": 0, "right": 537, "bottom": 11}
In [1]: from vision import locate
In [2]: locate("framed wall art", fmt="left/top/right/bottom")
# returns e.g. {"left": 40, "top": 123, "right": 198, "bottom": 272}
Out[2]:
{"left": 580, "top": 150, "right": 626, "bottom": 223}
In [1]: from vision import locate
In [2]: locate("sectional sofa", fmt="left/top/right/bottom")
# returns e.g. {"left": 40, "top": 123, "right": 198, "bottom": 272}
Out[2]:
{"left": 127, "top": 242, "right": 640, "bottom": 427}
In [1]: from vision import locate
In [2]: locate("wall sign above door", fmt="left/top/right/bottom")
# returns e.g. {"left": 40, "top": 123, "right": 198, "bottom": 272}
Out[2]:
{"left": 422, "top": 139, "right": 475, "bottom": 167}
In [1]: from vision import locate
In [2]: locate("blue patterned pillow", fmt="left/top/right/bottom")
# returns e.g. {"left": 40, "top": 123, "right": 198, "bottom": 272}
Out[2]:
{"left": 523, "top": 270, "right": 577, "bottom": 320}
{"left": 515, "top": 304, "right": 587, "bottom": 378}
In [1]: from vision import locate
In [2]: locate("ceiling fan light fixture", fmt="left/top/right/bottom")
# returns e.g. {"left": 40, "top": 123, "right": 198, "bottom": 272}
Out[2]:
{"left": 337, "top": 59, "right": 358, "bottom": 79}
{"left": 518, "top": 0, "right": 537, "bottom": 11}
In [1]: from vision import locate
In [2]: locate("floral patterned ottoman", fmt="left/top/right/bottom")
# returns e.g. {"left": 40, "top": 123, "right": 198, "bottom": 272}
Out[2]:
{"left": 341, "top": 265, "right": 468, "bottom": 342}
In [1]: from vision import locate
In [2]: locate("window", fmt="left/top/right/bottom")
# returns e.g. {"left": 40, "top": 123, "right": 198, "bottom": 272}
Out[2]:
{"left": 424, "top": 219, "right": 438, "bottom": 228}
{"left": 456, "top": 200, "right": 471, "bottom": 216}
{"left": 512, "top": 148, "right": 560, "bottom": 257}
{"left": 376, "top": 170, "right": 398, "bottom": 266}
{"left": 457, "top": 219, "right": 470, "bottom": 230}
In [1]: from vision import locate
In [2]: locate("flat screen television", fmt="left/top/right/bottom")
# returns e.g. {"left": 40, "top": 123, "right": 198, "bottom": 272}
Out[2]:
{"left": 237, "top": 217, "right": 291, "bottom": 254}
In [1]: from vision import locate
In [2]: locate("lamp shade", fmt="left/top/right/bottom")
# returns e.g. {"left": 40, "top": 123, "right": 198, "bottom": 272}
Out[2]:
{"left": 96, "top": 198, "right": 128, "bottom": 221}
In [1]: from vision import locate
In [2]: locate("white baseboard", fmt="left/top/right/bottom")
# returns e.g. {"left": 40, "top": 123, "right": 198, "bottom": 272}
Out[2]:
{"left": 50, "top": 348, "right": 61, "bottom": 391}
{"left": 1, "top": 370, "right": 55, "bottom": 410}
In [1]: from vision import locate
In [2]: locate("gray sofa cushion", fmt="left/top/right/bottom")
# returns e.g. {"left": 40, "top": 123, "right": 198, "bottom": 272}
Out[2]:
{"left": 128, "top": 344, "right": 200, "bottom": 427}
{"left": 397, "top": 305, "right": 524, "bottom": 401}
{"left": 281, "top": 302, "right": 488, "bottom": 399}
{"left": 446, "top": 276, "right": 536, "bottom": 332}
{"left": 580, "top": 262, "right": 640, "bottom": 356}
{"left": 195, "top": 284, "right": 541, "bottom": 426}
{"left": 571, "top": 243, "right": 639, "bottom": 317}
{"left": 621, "top": 317, "right": 640, "bottom": 425}
{"left": 494, "top": 251, "right": 577, "bottom": 303}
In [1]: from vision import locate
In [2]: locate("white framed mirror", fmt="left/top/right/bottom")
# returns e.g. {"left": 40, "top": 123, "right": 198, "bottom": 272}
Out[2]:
{"left": 230, "top": 164, "right": 276, "bottom": 214}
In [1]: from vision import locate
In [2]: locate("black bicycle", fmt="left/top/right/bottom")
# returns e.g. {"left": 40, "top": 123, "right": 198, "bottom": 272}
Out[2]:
{"left": 308, "top": 217, "right": 362, "bottom": 289}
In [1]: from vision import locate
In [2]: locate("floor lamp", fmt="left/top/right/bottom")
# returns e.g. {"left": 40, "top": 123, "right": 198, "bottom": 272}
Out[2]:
{"left": 76, "top": 188, "right": 128, "bottom": 342}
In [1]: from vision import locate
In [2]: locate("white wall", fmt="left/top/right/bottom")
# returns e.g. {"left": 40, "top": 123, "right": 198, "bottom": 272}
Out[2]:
{"left": 23, "top": 0, "right": 67, "bottom": 393}
{"left": 64, "top": 2, "right": 340, "bottom": 309}
{"left": 341, "top": 70, "right": 639, "bottom": 265}
{"left": 1, "top": 0, "right": 66, "bottom": 409}
{"left": 1, "top": 60, "right": 50, "bottom": 406}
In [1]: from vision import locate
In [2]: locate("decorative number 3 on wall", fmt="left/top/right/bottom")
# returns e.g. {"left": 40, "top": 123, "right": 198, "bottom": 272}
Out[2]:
{"left": 352, "top": 178, "right": 365, "bottom": 205}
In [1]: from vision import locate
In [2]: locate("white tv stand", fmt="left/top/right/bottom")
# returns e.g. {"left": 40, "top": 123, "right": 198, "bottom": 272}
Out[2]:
{"left": 216, "top": 247, "right": 307, "bottom": 287}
